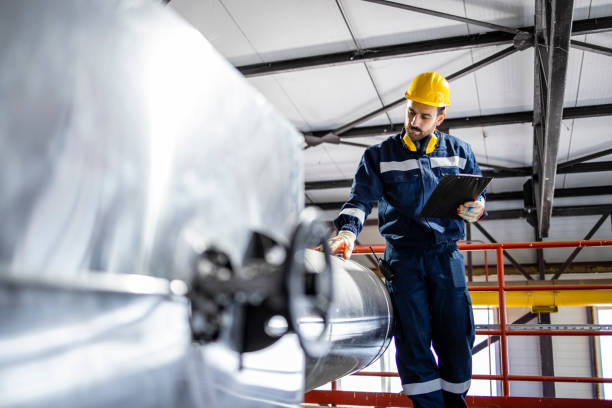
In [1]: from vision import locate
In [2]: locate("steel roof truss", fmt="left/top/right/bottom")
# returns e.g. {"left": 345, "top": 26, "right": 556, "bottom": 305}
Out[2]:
{"left": 237, "top": 16, "right": 612, "bottom": 77}
{"left": 532, "top": 0, "right": 574, "bottom": 239}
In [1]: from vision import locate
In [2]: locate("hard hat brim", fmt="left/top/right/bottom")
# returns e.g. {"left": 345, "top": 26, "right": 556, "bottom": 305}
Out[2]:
{"left": 405, "top": 93, "right": 450, "bottom": 108}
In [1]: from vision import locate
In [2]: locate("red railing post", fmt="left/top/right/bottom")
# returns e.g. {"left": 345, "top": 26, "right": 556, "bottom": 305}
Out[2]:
{"left": 496, "top": 247, "right": 510, "bottom": 397}
{"left": 484, "top": 249, "right": 489, "bottom": 281}
{"left": 331, "top": 380, "right": 338, "bottom": 408}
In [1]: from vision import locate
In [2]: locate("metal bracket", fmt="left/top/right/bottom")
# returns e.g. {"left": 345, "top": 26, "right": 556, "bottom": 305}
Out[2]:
{"left": 513, "top": 31, "right": 533, "bottom": 50}
{"left": 189, "top": 209, "right": 334, "bottom": 358}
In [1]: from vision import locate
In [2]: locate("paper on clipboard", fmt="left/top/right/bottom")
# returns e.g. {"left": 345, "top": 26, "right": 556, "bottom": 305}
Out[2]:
{"left": 419, "top": 174, "right": 492, "bottom": 219}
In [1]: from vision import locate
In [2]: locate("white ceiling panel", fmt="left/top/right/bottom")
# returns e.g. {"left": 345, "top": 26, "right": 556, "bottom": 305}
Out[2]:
{"left": 562, "top": 48, "right": 588, "bottom": 107}
{"left": 554, "top": 195, "right": 612, "bottom": 207}
{"left": 272, "top": 64, "right": 384, "bottom": 131}
{"left": 386, "top": 104, "right": 407, "bottom": 124}
{"left": 544, "top": 214, "right": 612, "bottom": 263}
{"left": 464, "top": 0, "right": 534, "bottom": 29}
{"left": 557, "top": 119, "right": 577, "bottom": 166}
{"left": 575, "top": 42, "right": 612, "bottom": 106}
{"left": 582, "top": 0, "right": 612, "bottom": 18}
{"left": 219, "top": 0, "right": 354, "bottom": 63}
{"left": 587, "top": 31, "right": 612, "bottom": 47}
{"left": 320, "top": 142, "right": 367, "bottom": 178}
{"left": 337, "top": 0, "right": 470, "bottom": 48}
{"left": 485, "top": 199, "right": 524, "bottom": 211}
{"left": 169, "top": 0, "right": 259, "bottom": 65}
{"left": 548, "top": 215, "right": 611, "bottom": 241}
{"left": 565, "top": 116, "right": 612, "bottom": 158}
{"left": 248, "top": 76, "right": 313, "bottom": 131}
{"left": 486, "top": 177, "right": 530, "bottom": 195}
{"left": 559, "top": 172, "right": 612, "bottom": 189}
{"left": 469, "top": 45, "right": 534, "bottom": 115}
{"left": 357, "top": 111, "right": 393, "bottom": 128}
{"left": 453, "top": 123, "right": 534, "bottom": 167}
{"left": 304, "top": 141, "right": 366, "bottom": 181}
{"left": 446, "top": 72, "right": 485, "bottom": 118}
{"left": 303, "top": 144, "right": 345, "bottom": 181}
{"left": 556, "top": 116, "right": 612, "bottom": 187}
{"left": 573, "top": 0, "right": 596, "bottom": 20}
{"left": 449, "top": 127, "right": 487, "bottom": 160}
{"left": 480, "top": 123, "right": 533, "bottom": 166}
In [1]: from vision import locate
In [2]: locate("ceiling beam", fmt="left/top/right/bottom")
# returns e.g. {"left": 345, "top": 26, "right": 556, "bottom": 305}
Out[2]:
{"left": 532, "top": 0, "right": 574, "bottom": 239}
{"left": 307, "top": 103, "right": 612, "bottom": 139}
{"left": 333, "top": 204, "right": 612, "bottom": 223}
{"left": 305, "top": 161, "right": 612, "bottom": 190}
{"left": 483, "top": 161, "right": 612, "bottom": 178}
{"left": 308, "top": 185, "right": 612, "bottom": 210}
{"left": 557, "top": 147, "right": 612, "bottom": 169}
{"left": 239, "top": 32, "right": 514, "bottom": 78}
{"left": 571, "top": 39, "right": 612, "bottom": 58}
{"left": 236, "top": 16, "right": 612, "bottom": 77}
{"left": 485, "top": 185, "right": 612, "bottom": 201}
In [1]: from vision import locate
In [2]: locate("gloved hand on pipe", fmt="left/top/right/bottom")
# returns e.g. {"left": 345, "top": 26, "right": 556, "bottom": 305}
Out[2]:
{"left": 457, "top": 195, "right": 485, "bottom": 223}
{"left": 327, "top": 230, "right": 356, "bottom": 260}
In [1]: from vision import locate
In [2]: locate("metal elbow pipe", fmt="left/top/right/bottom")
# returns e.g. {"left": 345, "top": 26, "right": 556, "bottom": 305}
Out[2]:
{"left": 302, "top": 250, "right": 394, "bottom": 391}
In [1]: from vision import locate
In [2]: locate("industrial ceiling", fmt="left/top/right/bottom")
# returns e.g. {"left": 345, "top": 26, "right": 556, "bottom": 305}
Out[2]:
{"left": 168, "top": 0, "right": 612, "bottom": 273}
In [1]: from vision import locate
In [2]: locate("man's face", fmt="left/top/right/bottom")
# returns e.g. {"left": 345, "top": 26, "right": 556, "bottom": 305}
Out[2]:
{"left": 404, "top": 101, "right": 446, "bottom": 141}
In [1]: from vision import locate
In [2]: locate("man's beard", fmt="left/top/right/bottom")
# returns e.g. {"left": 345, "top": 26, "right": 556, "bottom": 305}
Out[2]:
{"left": 406, "top": 125, "right": 428, "bottom": 140}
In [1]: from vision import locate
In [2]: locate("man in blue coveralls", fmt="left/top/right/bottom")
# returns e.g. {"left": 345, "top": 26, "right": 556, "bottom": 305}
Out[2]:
{"left": 328, "top": 72, "right": 485, "bottom": 408}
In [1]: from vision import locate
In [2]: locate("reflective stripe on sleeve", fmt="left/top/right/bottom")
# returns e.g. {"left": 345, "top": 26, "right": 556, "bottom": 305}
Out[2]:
{"left": 339, "top": 207, "right": 366, "bottom": 225}
{"left": 380, "top": 159, "right": 420, "bottom": 173}
{"left": 402, "top": 378, "right": 441, "bottom": 395}
{"left": 440, "top": 379, "right": 471, "bottom": 394}
{"left": 430, "top": 156, "right": 467, "bottom": 170}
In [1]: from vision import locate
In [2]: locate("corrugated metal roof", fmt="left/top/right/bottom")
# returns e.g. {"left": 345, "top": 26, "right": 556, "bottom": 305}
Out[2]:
{"left": 170, "top": 0, "right": 612, "bottom": 265}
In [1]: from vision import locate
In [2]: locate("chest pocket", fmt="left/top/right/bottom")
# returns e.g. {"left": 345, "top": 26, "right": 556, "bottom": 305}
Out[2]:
{"left": 431, "top": 155, "right": 464, "bottom": 177}
{"left": 381, "top": 171, "right": 421, "bottom": 210}
{"left": 434, "top": 166, "right": 460, "bottom": 178}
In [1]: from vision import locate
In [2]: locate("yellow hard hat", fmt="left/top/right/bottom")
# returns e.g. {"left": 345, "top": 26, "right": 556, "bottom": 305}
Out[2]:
{"left": 404, "top": 72, "right": 450, "bottom": 107}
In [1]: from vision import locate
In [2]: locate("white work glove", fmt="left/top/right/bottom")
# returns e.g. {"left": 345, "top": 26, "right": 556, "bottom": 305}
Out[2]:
{"left": 327, "top": 230, "right": 356, "bottom": 260}
{"left": 457, "top": 195, "right": 485, "bottom": 223}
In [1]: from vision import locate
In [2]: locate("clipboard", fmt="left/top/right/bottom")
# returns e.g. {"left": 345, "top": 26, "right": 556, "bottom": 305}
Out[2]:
{"left": 419, "top": 174, "right": 492, "bottom": 219}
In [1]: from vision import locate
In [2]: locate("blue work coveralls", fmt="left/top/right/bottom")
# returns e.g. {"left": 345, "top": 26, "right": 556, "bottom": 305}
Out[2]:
{"left": 333, "top": 130, "right": 481, "bottom": 408}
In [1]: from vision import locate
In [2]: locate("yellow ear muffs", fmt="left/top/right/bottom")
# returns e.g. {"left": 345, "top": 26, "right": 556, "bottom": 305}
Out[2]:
{"left": 425, "top": 134, "right": 438, "bottom": 154}
{"left": 403, "top": 133, "right": 438, "bottom": 154}
{"left": 403, "top": 133, "right": 417, "bottom": 152}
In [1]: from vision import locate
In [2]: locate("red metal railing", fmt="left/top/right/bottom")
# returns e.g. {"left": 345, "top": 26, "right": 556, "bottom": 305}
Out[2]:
{"left": 306, "top": 239, "right": 612, "bottom": 407}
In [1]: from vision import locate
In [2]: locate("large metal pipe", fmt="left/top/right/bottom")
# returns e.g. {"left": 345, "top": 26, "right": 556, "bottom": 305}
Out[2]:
{"left": 0, "top": 1, "right": 308, "bottom": 407}
{"left": 0, "top": 1, "right": 393, "bottom": 406}
{"left": 303, "top": 250, "right": 394, "bottom": 391}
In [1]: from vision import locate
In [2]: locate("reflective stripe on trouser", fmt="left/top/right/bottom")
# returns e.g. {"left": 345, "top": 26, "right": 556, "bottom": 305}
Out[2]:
{"left": 401, "top": 378, "right": 472, "bottom": 396}
{"left": 385, "top": 243, "right": 475, "bottom": 408}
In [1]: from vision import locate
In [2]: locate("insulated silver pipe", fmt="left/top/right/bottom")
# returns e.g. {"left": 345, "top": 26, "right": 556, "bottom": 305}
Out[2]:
{"left": 303, "top": 250, "right": 394, "bottom": 391}
{"left": 0, "top": 1, "right": 307, "bottom": 407}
